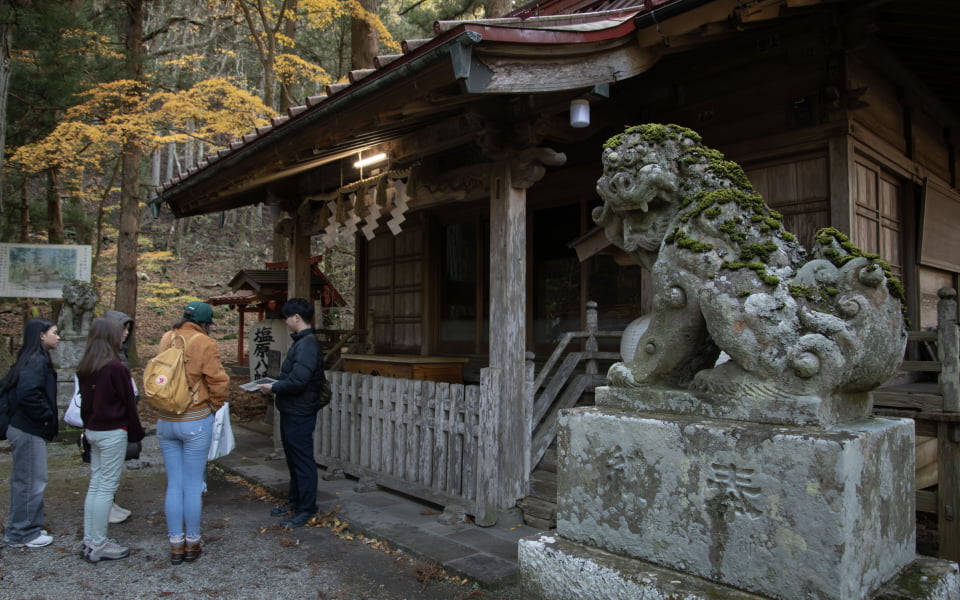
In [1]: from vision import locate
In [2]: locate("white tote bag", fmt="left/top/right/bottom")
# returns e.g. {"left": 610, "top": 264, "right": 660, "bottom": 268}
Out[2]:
{"left": 64, "top": 375, "right": 84, "bottom": 428}
{"left": 208, "top": 402, "right": 235, "bottom": 460}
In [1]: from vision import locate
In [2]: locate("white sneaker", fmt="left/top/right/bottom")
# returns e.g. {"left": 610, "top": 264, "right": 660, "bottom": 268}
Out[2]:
{"left": 22, "top": 532, "right": 54, "bottom": 548}
{"left": 109, "top": 503, "right": 132, "bottom": 524}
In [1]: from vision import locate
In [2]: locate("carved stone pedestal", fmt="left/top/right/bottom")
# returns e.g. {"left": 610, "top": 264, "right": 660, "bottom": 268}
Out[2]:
{"left": 519, "top": 392, "right": 959, "bottom": 600}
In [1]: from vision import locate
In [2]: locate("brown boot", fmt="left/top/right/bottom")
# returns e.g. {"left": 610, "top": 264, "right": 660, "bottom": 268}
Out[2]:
{"left": 170, "top": 539, "right": 185, "bottom": 565}
{"left": 183, "top": 538, "right": 202, "bottom": 563}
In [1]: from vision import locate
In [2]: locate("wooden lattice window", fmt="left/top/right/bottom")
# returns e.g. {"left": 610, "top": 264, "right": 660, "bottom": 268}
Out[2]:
{"left": 853, "top": 159, "right": 902, "bottom": 276}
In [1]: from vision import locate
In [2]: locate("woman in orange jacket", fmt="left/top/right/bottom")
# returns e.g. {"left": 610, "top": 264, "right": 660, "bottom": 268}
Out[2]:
{"left": 154, "top": 301, "right": 229, "bottom": 565}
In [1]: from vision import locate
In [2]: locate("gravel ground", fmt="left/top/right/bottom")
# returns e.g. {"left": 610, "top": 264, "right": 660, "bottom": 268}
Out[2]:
{"left": 0, "top": 433, "right": 517, "bottom": 600}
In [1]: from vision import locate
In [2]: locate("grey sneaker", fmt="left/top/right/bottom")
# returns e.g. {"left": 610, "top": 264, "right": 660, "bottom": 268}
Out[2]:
{"left": 83, "top": 538, "right": 130, "bottom": 562}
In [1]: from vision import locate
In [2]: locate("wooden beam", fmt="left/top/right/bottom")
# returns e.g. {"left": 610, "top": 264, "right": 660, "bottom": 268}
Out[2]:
{"left": 478, "top": 44, "right": 659, "bottom": 93}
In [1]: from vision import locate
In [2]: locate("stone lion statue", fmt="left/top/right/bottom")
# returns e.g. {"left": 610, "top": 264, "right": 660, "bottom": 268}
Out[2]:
{"left": 594, "top": 124, "right": 906, "bottom": 411}
{"left": 59, "top": 280, "right": 97, "bottom": 337}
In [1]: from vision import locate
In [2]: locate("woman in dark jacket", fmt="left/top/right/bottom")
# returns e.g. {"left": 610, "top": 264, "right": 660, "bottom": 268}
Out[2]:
{"left": 1, "top": 318, "right": 60, "bottom": 548}
{"left": 77, "top": 317, "right": 145, "bottom": 563}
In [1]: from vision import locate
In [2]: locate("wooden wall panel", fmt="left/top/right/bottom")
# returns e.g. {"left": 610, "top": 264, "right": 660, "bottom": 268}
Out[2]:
{"left": 744, "top": 153, "right": 830, "bottom": 250}
{"left": 846, "top": 57, "right": 906, "bottom": 155}
{"left": 914, "top": 109, "right": 951, "bottom": 183}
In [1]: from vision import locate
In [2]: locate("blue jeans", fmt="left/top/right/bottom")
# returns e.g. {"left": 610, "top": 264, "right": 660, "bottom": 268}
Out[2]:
{"left": 83, "top": 429, "right": 127, "bottom": 546}
{"left": 279, "top": 412, "right": 318, "bottom": 514}
{"left": 157, "top": 415, "right": 213, "bottom": 539}
{"left": 4, "top": 425, "right": 48, "bottom": 545}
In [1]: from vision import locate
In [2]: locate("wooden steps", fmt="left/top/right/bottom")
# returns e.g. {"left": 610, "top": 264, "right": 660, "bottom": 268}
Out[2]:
{"left": 520, "top": 445, "right": 558, "bottom": 529}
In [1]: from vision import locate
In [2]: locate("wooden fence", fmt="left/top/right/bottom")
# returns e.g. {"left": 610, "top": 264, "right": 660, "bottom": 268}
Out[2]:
{"left": 316, "top": 371, "right": 492, "bottom": 519}
{"left": 313, "top": 302, "right": 625, "bottom": 523}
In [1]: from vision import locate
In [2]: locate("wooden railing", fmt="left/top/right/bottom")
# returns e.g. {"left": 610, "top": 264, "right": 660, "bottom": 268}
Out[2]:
{"left": 873, "top": 287, "right": 960, "bottom": 563}
{"left": 529, "top": 301, "right": 623, "bottom": 469}
{"left": 317, "top": 308, "right": 375, "bottom": 370}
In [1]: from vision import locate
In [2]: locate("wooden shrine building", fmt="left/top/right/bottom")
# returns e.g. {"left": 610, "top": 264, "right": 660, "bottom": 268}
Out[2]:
{"left": 154, "top": 0, "right": 960, "bottom": 533}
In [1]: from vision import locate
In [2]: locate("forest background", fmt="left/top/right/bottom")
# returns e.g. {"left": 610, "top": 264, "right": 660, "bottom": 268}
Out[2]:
{"left": 0, "top": 0, "right": 512, "bottom": 413}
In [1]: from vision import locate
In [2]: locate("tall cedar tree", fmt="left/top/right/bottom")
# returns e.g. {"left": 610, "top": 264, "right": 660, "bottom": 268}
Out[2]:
{"left": 117, "top": 0, "right": 146, "bottom": 365}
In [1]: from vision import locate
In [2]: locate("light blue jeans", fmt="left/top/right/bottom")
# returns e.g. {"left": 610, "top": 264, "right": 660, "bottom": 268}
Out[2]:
{"left": 83, "top": 429, "right": 127, "bottom": 546}
{"left": 4, "top": 425, "right": 48, "bottom": 545}
{"left": 157, "top": 415, "right": 213, "bottom": 539}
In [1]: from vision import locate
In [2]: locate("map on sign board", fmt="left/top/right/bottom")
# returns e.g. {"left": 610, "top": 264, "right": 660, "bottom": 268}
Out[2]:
{"left": 0, "top": 243, "right": 92, "bottom": 298}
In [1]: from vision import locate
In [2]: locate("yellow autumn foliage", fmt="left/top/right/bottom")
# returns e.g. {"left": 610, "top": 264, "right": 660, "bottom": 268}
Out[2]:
{"left": 230, "top": 0, "right": 400, "bottom": 56}
{"left": 275, "top": 54, "right": 332, "bottom": 87}
{"left": 9, "top": 78, "right": 270, "bottom": 175}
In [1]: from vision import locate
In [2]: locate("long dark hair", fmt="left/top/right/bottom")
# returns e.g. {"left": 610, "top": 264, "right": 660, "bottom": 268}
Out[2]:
{"left": 76, "top": 317, "right": 123, "bottom": 378}
{"left": 0, "top": 318, "right": 56, "bottom": 393}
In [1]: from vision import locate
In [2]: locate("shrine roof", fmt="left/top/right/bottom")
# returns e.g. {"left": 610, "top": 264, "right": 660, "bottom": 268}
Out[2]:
{"left": 153, "top": 0, "right": 960, "bottom": 220}
{"left": 225, "top": 269, "right": 347, "bottom": 307}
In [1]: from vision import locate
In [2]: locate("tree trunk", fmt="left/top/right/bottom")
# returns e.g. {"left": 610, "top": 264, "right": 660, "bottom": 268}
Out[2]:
{"left": 278, "top": 0, "right": 297, "bottom": 113}
{"left": 0, "top": 14, "right": 13, "bottom": 209}
{"left": 45, "top": 169, "right": 64, "bottom": 244}
{"left": 483, "top": 0, "right": 512, "bottom": 18}
{"left": 350, "top": 0, "right": 379, "bottom": 70}
{"left": 175, "top": 216, "right": 188, "bottom": 258}
{"left": 116, "top": 0, "right": 146, "bottom": 366}
{"left": 117, "top": 141, "right": 141, "bottom": 349}
{"left": 19, "top": 176, "right": 29, "bottom": 241}
{"left": 262, "top": 49, "right": 276, "bottom": 111}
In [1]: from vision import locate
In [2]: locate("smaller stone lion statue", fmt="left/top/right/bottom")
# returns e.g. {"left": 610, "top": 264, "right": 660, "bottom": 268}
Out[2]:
{"left": 594, "top": 124, "right": 906, "bottom": 422}
{"left": 59, "top": 280, "right": 97, "bottom": 337}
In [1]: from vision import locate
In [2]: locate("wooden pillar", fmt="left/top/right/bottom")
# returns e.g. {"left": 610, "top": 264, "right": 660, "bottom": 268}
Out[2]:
{"left": 938, "top": 287, "right": 959, "bottom": 412}
{"left": 487, "top": 160, "right": 530, "bottom": 511}
{"left": 237, "top": 306, "right": 246, "bottom": 366}
{"left": 828, "top": 132, "right": 854, "bottom": 235}
{"left": 936, "top": 287, "right": 960, "bottom": 562}
{"left": 287, "top": 209, "right": 312, "bottom": 301}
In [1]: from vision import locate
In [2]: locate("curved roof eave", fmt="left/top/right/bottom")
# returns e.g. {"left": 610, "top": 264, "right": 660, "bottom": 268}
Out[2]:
{"left": 154, "top": 10, "right": 653, "bottom": 217}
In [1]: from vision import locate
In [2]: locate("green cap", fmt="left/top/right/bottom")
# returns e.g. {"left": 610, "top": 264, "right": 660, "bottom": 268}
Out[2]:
{"left": 184, "top": 301, "right": 214, "bottom": 323}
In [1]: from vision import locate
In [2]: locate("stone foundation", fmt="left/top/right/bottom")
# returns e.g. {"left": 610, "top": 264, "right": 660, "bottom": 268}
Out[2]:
{"left": 520, "top": 532, "right": 960, "bottom": 600}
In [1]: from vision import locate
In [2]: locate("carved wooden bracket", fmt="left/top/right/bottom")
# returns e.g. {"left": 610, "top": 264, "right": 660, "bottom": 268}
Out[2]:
{"left": 274, "top": 215, "right": 294, "bottom": 237}
{"left": 510, "top": 147, "right": 567, "bottom": 189}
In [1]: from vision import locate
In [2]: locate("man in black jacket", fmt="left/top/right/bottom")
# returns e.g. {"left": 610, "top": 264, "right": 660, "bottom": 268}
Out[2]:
{"left": 257, "top": 298, "right": 327, "bottom": 528}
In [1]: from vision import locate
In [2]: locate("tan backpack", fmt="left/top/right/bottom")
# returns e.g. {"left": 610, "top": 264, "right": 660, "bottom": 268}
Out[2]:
{"left": 143, "top": 334, "right": 201, "bottom": 414}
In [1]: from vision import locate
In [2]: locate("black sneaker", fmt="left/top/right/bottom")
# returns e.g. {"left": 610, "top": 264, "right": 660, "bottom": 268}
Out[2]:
{"left": 270, "top": 502, "right": 293, "bottom": 517}
{"left": 280, "top": 511, "right": 314, "bottom": 528}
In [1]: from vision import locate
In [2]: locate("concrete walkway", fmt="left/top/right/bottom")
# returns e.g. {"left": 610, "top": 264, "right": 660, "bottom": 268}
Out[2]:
{"left": 215, "top": 422, "right": 538, "bottom": 589}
